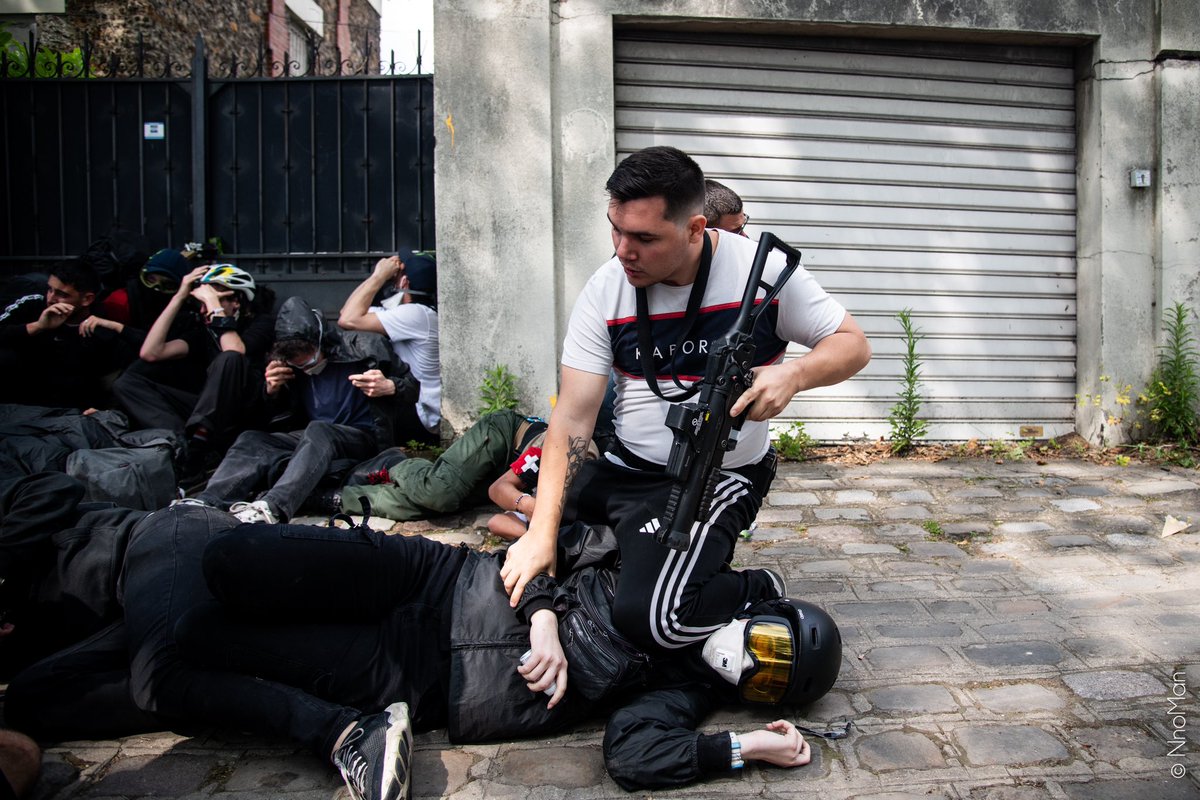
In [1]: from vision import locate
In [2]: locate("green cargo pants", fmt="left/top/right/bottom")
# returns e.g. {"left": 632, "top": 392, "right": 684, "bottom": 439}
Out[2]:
{"left": 340, "top": 409, "right": 535, "bottom": 521}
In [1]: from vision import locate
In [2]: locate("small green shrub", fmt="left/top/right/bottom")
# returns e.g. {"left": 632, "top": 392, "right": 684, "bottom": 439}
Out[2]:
{"left": 403, "top": 439, "right": 445, "bottom": 458}
{"left": 1141, "top": 302, "right": 1200, "bottom": 446}
{"left": 986, "top": 437, "right": 1035, "bottom": 461}
{"left": 888, "top": 308, "right": 929, "bottom": 454}
{"left": 774, "top": 421, "right": 816, "bottom": 461}
{"left": 478, "top": 364, "right": 520, "bottom": 415}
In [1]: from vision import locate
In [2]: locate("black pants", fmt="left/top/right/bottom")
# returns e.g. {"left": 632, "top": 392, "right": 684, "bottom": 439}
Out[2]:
{"left": 112, "top": 351, "right": 264, "bottom": 443}
{"left": 179, "top": 522, "right": 468, "bottom": 734}
{"left": 197, "top": 421, "right": 377, "bottom": 520}
{"left": 4, "top": 506, "right": 361, "bottom": 753}
{"left": 568, "top": 451, "right": 779, "bottom": 654}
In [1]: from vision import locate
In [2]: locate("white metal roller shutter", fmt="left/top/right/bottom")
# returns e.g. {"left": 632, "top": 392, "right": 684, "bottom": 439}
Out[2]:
{"left": 614, "top": 31, "right": 1077, "bottom": 442}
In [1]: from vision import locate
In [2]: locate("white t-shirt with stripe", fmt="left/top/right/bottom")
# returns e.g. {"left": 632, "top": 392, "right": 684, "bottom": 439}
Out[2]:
{"left": 561, "top": 231, "right": 846, "bottom": 468}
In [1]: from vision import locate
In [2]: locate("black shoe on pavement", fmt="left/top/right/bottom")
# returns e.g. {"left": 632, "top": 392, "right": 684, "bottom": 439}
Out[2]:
{"left": 177, "top": 442, "right": 220, "bottom": 495}
{"left": 304, "top": 488, "right": 343, "bottom": 517}
{"left": 762, "top": 567, "right": 788, "bottom": 598}
{"left": 331, "top": 701, "right": 412, "bottom": 800}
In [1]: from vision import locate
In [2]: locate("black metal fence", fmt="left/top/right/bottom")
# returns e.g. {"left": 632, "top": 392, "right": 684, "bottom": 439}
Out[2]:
{"left": 1, "top": 35, "right": 435, "bottom": 311}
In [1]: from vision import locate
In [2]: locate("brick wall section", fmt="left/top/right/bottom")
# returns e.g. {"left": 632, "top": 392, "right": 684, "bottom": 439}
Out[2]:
{"left": 343, "top": 0, "right": 378, "bottom": 69}
{"left": 336, "top": 0, "right": 352, "bottom": 67}
{"left": 265, "top": 0, "right": 289, "bottom": 71}
{"left": 33, "top": 0, "right": 379, "bottom": 75}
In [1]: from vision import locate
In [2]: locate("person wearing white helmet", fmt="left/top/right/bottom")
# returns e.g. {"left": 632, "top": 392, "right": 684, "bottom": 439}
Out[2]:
{"left": 111, "top": 260, "right": 277, "bottom": 488}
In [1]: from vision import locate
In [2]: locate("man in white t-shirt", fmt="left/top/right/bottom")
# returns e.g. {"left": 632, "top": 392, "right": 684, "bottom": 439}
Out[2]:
{"left": 501, "top": 146, "right": 871, "bottom": 654}
{"left": 339, "top": 252, "right": 441, "bottom": 445}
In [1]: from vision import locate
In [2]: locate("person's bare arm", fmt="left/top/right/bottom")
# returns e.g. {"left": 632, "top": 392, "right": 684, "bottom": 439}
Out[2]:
{"left": 738, "top": 720, "right": 812, "bottom": 768}
{"left": 79, "top": 316, "right": 125, "bottom": 337}
{"left": 338, "top": 256, "right": 399, "bottom": 334}
{"left": 488, "top": 469, "right": 534, "bottom": 516}
{"left": 731, "top": 312, "right": 871, "bottom": 420}
{"left": 487, "top": 511, "right": 529, "bottom": 541}
{"left": 500, "top": 366, "right": 607, "bottom": 606}
{"left": 140, "top": 266, "right": 207, "bottom": 362}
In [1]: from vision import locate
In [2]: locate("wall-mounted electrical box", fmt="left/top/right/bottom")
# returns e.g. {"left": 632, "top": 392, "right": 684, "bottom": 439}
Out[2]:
{"left": 1129, "top": 169, "right": 1152, "bottom": 188}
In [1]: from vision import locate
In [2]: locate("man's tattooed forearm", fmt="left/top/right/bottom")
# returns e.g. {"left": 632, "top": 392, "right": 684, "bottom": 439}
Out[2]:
{"left": 557, "top": 435, "right": 590, "bottom": 514}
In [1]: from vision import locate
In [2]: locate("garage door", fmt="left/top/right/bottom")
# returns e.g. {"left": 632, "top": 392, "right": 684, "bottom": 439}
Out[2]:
{"left": 615, "top": 31, "right": 1077, "bottom": 442}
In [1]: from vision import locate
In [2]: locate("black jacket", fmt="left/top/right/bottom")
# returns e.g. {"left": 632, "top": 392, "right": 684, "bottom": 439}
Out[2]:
{"left": 603, "top": 683, "right": 739, "bottom": 790}
{"left": 0, "top": 471, "right": 148, "bottom": 677}
{"left": 269, "top": 297, "right": 419, "bottom": 449}
{"left": 446, "top": 550, "right": 594, "bottom": 741}
{"left": 445, "top": 524, "right": 742, "bottom": 788}
{"left": 0, "top": 295, "right": 137, "bottom": 409}
{"left": 0, "top": 405, "right": 130, "bottom": 493}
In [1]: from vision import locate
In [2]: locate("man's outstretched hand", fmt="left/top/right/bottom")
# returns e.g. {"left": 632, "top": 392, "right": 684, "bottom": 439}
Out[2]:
{"left": 500, "top": 529, "right": 556, "bottom": 607}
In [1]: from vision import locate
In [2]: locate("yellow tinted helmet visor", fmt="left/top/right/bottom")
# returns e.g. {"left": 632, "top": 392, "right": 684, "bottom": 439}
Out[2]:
{"left": 739, "top": 619, "right": 795, "bottom": 704}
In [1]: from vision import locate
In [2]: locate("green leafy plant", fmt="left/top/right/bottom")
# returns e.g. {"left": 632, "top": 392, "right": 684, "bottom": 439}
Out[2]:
{"left": 1140, "top": 303, "right": 1200, "bottom": 446}
{"left": 478, "top": 364, "right": 520, "bottom": 415}
{"left": 403, "top": 439, "right": 444, "bottom": 458}
{"left": 982, "top": 437, "right": 1037, "bottom": 461}
{"left": 773, "top": 421, "right": 816, "bottom": 461}
{"left": 888, "top": 309, "right": 929, "bottom": 454}
{"left": 0, "top": 24, "right": 92, "bottom": 78}
{"left": 922, "top": 519, "right": 945, "bottom": 540}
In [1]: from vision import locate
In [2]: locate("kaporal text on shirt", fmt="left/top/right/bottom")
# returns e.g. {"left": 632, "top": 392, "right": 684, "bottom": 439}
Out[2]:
{"left": 635, "top": 339, "right": 712, "bottom": 361}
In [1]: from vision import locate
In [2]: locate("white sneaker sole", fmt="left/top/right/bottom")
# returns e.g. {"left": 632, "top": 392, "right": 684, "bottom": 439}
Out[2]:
{"left": 381, "top": 701, "right": 412, "bottom": 800}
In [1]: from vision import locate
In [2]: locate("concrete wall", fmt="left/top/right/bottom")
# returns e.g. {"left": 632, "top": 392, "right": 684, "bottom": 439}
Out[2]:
{"left": 434, "top": 0, "right": 1200, "bottom": 441}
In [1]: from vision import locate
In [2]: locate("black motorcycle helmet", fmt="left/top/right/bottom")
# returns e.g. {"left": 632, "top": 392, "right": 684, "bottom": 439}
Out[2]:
{"left": 735, "top": 597, "right": 842, "bottom": 707}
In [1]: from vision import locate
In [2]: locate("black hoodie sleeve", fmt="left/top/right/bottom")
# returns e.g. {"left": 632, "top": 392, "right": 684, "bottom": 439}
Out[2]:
{"left": 381, "top": 355, "right": 419, "bottom": 405}
{"left": 236, "top": 312, "right": 275, "bottom": 362}
{"left": 0, "top": 294, "right": 43, "bottom": 346}
{"left": 603, "top": 685, "right": 726, "bottom": 790}
{"left": 512, "top": 572, "right": 558, "bottom": 624}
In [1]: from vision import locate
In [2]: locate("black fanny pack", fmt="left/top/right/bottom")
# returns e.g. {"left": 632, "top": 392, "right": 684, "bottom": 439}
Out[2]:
{"left": 557, "top": 568, "right": 649, "bottom": 702}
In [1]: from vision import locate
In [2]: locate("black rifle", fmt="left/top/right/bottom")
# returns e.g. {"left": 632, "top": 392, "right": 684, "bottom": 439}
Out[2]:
{"left": 657, "top": 232, "right": 802, "bottom": 550}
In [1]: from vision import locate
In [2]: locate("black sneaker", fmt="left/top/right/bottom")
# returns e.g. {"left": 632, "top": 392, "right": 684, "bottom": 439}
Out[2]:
{"left": 304, "top": 488, "right": 343, "bottom": 517}
{"left": 331, "top": 701, "right": 412, "bottom": 800}
{"left": 177, "top": 444, "right": 220, "bottom": 495}
{"left": 762, "top": 567, "right": 788, "bottom": 598}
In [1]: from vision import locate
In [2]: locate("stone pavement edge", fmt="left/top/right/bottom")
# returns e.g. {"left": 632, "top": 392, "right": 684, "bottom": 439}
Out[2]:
{"left": 10, "top": 457, "right": 1200, "bottom": 800}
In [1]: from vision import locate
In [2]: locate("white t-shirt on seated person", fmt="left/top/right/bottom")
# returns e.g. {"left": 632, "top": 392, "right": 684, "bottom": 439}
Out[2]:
{"left": 560, "top": 231, "right": 846, "bottom": 469}
{"left": 372, "top": 302, "right": 441, "bottom": 432}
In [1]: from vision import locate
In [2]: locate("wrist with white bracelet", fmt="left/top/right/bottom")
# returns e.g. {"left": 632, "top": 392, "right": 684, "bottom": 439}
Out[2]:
{"left": 729, "top": 732, "right": 744, "bottom": 769}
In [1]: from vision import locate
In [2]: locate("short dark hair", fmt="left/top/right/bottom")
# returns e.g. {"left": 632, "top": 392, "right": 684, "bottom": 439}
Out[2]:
{"left": 49, "top": 260, "right": 101, "bottom": 295}
{"left": 270, "top": 337, "right": 320, "bottom": 364}
{"left": 704, "top": 179, "right": 743, "bottom": 222}
{"left": 605, "top": 146, "right": 705, "bottom": 224}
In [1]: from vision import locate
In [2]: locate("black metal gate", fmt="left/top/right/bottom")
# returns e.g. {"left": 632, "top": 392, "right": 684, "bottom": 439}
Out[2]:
{"left": 1, "top": 37, "right": 434, "bottom": 311}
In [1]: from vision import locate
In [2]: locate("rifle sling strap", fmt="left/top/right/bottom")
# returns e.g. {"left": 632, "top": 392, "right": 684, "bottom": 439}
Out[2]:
{"left": 634, "top": 230, "right": 713, "bottom": 403}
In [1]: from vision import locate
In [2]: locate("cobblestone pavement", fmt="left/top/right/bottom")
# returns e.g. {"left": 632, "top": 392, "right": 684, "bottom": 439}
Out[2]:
{"left": 15, "top": 458, "right": 1200, "bottom": 799}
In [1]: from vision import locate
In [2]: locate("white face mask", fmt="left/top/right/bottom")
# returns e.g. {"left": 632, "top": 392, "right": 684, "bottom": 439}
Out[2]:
{"left": 380, "top": 292, "right": 404, "bottom": 311}
{"left": 701, "top": 618, "right": 754, "bottom": 686}
{"left": 303, "top": 356, "right": 328, "bottom": 376}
